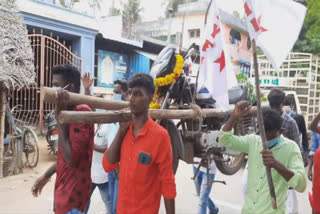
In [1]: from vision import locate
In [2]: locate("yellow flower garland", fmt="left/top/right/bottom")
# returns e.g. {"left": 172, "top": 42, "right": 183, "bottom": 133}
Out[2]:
{"left": 150, "top": 54, "right": 184, "bottom": 109}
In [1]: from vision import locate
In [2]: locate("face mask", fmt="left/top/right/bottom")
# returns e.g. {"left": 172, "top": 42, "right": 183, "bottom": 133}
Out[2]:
{"left": 267, "top": 136, "right": 280, "bottom": 149}
{"left": 52, "top": 84, "right": 70, "bottom": 91}
{"left": 113, "top": 93, "right": 122, "bottom": 101}
{"left": 289, "top": 110, "right": 295, "bottom": 117}
{"left": 53, "top": 86, "right": 62, "bottom": 90}
{"left": 96, "top": 109, "right": 105, "bottom": 113}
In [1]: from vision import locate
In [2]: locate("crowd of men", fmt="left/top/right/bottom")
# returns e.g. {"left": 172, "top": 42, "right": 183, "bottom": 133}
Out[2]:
{"left": 30, "top": 64, "right": 319, "bottom": 214}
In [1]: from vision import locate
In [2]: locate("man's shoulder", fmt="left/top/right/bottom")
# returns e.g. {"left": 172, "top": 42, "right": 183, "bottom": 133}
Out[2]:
{"left": 280, "top": 136, "right": 300, "bottom": 150}
{"left": 283, "top": 113, "right": 295, "bottom": 122}
{"left": 148, "top": 120, "right": 169, "bottom": 137}
{"left": 74, "top": 104, "right": 92, "bottom": 112}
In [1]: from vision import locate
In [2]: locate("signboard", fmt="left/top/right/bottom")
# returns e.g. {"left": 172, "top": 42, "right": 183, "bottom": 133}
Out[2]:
{"left": 249, "top": 77, "right": 295, "bottom": 87}
{"left": 97, "top": 50, "right": 129, "bottom": 88}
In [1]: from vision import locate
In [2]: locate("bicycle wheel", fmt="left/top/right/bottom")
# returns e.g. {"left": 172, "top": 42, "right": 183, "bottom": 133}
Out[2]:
{"left": 22, "top": 127, "right": 39, "bottom": 168}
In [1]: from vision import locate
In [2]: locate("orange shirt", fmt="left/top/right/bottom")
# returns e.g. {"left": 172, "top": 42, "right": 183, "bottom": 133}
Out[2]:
{"left": 102, "top": 116, "right": 176, "bottom": 214}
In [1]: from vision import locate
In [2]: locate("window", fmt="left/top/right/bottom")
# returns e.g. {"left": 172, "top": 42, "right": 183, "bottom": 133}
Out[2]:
{"left": 229, "top": 29, "right": 242, "bottom": 46}
{"left": 247, "top": 39, "right": 252, "bottom": 50}
{"left": 189, "top": 29, "right": 200, "bottom": 38}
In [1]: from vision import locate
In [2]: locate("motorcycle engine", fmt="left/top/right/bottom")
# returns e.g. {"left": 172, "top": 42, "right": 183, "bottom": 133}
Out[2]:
{"left": 199, "top": 130, "right": 220, "bottom": 148}
{"left": 198, "top": 130, "right": 241, "bottom": 156}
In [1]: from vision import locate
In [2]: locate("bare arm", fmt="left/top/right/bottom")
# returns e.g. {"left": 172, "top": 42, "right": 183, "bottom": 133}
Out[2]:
{"left": 262, "top": 150, "right": 294, "bottom": 181}
{"left": 82, "top": 73, "right": 93, "bottom": 96}
{"left": 45, "top": 162, "right": 57, "bottom": 177}
{"left": 32, "top": 163, "right": 56, "bottom": 197}
{"left": 58, "top": 123, "right": 73, "bottom": 166}
{"left": 106, "top": 123, "right": 130, "bottom": 164}
{"left": 56, "top": 90, "right": 73, "bottom": 166}
{"left": 310, "top": 112, "right": 320, "bottom": 134}
{"left": 222, "top": 101, "right": 252, "bottom": 132}
{"left": 164, "top": 198, "right": 175, "bottom": 214}
{"left": 94, "top": 144, "right": 108, "bottom": 153}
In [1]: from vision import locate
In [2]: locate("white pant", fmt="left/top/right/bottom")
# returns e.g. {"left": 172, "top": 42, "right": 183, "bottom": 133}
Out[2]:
{"left": 241, "top": 163, "right": 298, "bottom": 214}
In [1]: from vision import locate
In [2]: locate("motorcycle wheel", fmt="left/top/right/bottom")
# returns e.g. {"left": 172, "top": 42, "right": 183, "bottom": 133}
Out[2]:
{"left": 215, "top": 115, "right": 256, "bottom": 175}
{"left": 215, "top": 152, "right": 245, "bottom": 175}
{"left": 160, "top": 120, "right": 184, "bottom": 174}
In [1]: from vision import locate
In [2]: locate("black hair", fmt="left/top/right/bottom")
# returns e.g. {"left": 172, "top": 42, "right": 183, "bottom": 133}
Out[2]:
{"left": 263, "top": 107, "right": 283, "bottom": 132}
{"left": 128, "top": 73, "right": 155, "bottom": 96}
{"left": 267, "top": 88, "right": 285, "bottom": 108}
{"left": 114, "top": 80, "right": 128, "bottom": 92}
{"left": 283, "top": 94, "right": 295, "bottom": 106}
{"left": 52, "top": 64, "right": 81, "bottom": 93}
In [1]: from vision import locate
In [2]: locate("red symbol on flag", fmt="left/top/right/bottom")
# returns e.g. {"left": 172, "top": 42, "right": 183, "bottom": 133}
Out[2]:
{"left": 244, "top": 1, "right": 252, "bottom": 16}
{"left": 211, "top": 24, "right": 221, "bottom": 39}
{"left": 201, "top": 56, "right": 205, "bottom": 64}
{"left": 250, "top": 15, "right": 268, "bottom": 33}
{"left": 214, "top": 51, "right": 225, "bottom": 72}
{"left": 257, "top": 16, "right": 268, "bottom": 32}
{"left": 202, "top": 40, "right": 214, "bottom": 52}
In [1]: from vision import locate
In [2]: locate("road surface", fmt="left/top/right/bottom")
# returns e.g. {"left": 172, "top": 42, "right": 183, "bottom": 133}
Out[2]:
{"left": 0, "top": 138, "right": 312, "bottom": 213}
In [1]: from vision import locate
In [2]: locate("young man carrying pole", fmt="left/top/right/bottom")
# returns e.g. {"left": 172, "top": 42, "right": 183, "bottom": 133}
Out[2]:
{"left": 31, "top": 65, "right": 94, "bottom": 214}
{"left": 102, "top": 73, "right": 176, "bottom": 214}
{"left": 220, "top": 101, "right": 306, "bottom": 214}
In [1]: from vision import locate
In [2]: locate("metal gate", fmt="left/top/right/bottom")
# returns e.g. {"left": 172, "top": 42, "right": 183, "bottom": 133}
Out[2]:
{"left": 8, "top": 33, "right": 82, "bottom": 132}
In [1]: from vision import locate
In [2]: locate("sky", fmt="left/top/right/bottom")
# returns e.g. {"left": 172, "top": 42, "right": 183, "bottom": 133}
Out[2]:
{"left": 98, "top": 0, "right": 244, "bottom": 22}
{"left": 139, "top": 0, "right": 244, "bottom": 21}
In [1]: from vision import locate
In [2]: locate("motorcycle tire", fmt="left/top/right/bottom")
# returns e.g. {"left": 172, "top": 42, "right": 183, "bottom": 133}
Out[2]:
{"left": 215, "top": 152, "right": 246, "bottom": 175}
{"left": 160, "top": 120, "right": 184, "bottom": 174}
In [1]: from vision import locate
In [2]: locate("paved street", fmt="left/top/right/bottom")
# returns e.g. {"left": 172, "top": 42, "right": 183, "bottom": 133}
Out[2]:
{"left": 0, "top": 139, "right": 312, "bottom": 214}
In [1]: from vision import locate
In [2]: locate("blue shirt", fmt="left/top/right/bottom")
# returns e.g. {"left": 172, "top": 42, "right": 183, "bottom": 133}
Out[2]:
{"left": 310, "top": 131, "right": 320, "bottom": 156}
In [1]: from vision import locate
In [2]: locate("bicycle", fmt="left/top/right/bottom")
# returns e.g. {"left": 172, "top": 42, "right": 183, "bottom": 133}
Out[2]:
{"left": 5, "top": 103, "right": 39, "bottom": 170}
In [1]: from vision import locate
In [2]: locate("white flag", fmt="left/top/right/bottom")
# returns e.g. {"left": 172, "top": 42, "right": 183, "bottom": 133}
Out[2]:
{"left": 198, "top": 0, "right": 229, "bottom": 108}
{"left": 243, "top": 0, "right": 306, "bottom": 70}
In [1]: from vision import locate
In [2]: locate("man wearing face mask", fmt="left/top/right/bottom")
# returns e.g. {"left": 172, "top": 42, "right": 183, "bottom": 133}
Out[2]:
{"left": 82, "top": 74, "right": 127, "bottom": 214}
{"left": 113, "top": 80, "right": 128, "bottom": 101}
{"left": 220, "top": 101, "right": 306, "bottom": 214}
{"left": 31, "top": 64, "right": 95, "bottom": 214}
{"left": 108, "top": 79, "right": 127, "bottom": 214}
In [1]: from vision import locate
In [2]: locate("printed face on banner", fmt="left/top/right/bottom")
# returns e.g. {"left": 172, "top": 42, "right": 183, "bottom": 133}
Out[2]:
{"left": 97, "top": 50, "right": 129, "bottom": 88}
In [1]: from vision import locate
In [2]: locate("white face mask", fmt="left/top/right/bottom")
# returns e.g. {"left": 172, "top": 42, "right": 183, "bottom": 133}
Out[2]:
{"left": 112, "top": 93, "right": 123, "bottom": 101}
{"left": 52, "top": 84, "right": 70, "bottom": 91}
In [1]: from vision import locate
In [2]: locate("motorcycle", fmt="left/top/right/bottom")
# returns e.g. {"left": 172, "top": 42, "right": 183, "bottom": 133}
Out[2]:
{"left": 150, "top": 44, "right": 258, "bottom": 176}
{"left": 45, "top": 110, "right": 58, "bottom": 156}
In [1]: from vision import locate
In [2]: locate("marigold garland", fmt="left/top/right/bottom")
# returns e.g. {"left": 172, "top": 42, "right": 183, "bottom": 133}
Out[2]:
{"left": 150, "top": 54, "right": 184, "bottom": 109}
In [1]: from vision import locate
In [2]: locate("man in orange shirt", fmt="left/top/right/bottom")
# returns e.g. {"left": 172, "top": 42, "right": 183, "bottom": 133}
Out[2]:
{"left": 102, "top": 73, "right": 176, "bottom": 214}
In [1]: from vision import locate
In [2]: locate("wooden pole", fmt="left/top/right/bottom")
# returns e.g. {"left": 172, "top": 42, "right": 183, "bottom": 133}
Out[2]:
{"left": 57, "top": 107, "right": 261, "bottom": 124}
{"left": 252, "top": 39, "right": 277, "bottom": 209}
{"left": 0, "top": 88, "right": 6, "bottom": 178}
{"left": 43, "top": 87, "right": 128, "bottom": 110}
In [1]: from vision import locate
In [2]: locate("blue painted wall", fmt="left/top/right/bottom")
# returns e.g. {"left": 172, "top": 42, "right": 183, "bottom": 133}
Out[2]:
{"left": 129, "top": 53, "right": 150, "bottom": 78}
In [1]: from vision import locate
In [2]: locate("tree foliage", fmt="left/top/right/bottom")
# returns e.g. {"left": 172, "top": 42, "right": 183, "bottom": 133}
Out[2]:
{"left": 122, "top": 0, "right": 143, "bottom": 37}
{"left": 165, "top": 0, "right": 197, "bottom": 17}
{"left": 109, "top": 1, "right": 121, "bottom": 16}
{"left": 293, "top": 0, "right": 320, "bottom": 55}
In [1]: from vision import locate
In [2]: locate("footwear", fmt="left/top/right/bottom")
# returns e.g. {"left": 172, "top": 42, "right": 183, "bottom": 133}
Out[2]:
{"left": 209, "top": 207, "right": 219, "bottom": 214}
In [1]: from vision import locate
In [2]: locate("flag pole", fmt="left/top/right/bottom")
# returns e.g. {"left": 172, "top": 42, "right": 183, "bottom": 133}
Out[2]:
{"left": 252, "top": 39, "right": 277, "bottom": 209}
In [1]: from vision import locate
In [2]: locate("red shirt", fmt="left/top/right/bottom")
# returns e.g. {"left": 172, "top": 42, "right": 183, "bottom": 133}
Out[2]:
{"left": 103, "top": 116, "right": 176, "bottom": 214}
{"left": 54, "top": 104, "right": 94, "bottom": 214}
{"left": 310, "top": 148, "right": 320, "bottom": 212}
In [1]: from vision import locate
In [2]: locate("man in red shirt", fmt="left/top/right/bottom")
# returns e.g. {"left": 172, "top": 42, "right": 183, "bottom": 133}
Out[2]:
{"left": 31, "top": 64, "right": 94, "bottom": 214}
{"left": 103, "top": 73, "right": 176, "bottom": 214}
